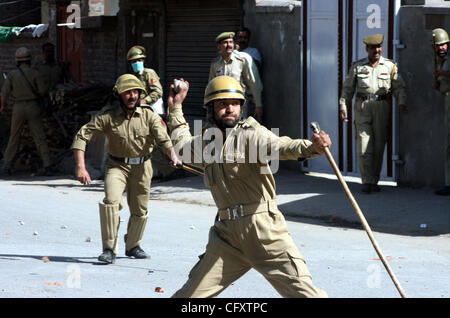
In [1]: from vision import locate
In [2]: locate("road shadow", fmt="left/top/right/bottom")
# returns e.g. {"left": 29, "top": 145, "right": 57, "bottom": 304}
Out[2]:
{"left": 0, "top": 254, "right": 169, "bottom": 272}
{"left": 2, "top": 168, "right": 449, "bottom": 237}
{"left": 0, "top": 253, "right": 107, "bottom": 265}
{"left": 274, "top": 171, "right": 450, "bottom": 237}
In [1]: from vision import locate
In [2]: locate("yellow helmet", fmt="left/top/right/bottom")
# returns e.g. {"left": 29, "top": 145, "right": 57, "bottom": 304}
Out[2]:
{"left": 432, "top": 28, "right": 449, "bottom": 45}
{"left": 113, "top": 74, "right": 147, "bottom": 96}
{"left": 127, "top": 45, "right": 146, "bottom": 61}
{"left": 15, "top": 47, "right": 31, "bottom": 62}
{"left": 203, "top": 76, "right": 245, "bottom": 108}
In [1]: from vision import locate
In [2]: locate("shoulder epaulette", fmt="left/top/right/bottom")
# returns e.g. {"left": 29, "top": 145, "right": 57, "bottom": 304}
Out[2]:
{"left": 241, "top": 116, "right": 260, "bottom": 129}
{"left": 233, "top": 53, "right": 244, "bottom": 62}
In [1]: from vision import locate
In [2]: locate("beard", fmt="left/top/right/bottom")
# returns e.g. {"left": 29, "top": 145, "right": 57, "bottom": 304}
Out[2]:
{"left": 214, "top": 112, "right": 240, "bottom": 131}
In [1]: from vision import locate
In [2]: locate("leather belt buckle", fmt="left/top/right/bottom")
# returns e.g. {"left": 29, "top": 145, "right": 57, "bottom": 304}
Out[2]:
{"left": 227, "top": 204, "right": 244, "bottom": 220}
{"left": 126, "top": 157, "right": 141, "bottom": 165}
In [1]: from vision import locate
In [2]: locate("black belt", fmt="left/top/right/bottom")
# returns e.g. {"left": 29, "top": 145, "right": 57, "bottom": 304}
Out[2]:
{"left": 356, "top": 92, "right": 388, "bottom": 101}
{"left": 109, "top": 154, "right": 151, "bottom": 165}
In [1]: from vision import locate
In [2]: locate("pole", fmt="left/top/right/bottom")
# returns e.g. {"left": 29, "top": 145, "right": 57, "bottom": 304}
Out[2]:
{"left": 177, "top": 163, "right": 204, "bottom": 176}
{"left": 310, "top": 122, "right": 407, "bottom": 298}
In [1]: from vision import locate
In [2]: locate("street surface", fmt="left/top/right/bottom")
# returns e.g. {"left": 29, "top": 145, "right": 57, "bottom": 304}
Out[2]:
{"left": 0, "top": 170, "right": 449, "bottom": 299}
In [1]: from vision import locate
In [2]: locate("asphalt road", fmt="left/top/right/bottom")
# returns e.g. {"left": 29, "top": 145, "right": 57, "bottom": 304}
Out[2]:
{"left": 0, "top": 170, "right": 449, "bottom": 300}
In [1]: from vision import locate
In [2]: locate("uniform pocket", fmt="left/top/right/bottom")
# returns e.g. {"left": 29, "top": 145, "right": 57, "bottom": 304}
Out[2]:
{"left": 357, "top": 73, "right": 370, "bottom": 89}
{"left": 252, "top": 211, "right": 290, "bottom": 257}
{"left": 286, "top": 249, "right": 311, "bottom": 278}
{"left": 222, "top": 162, "right": 251, "bottom": 179}
{"left": 377, "top": 73, "right": 390, "bottom": 89}
{"left": 134, "top": 127, "right": 149, "bottom": 147}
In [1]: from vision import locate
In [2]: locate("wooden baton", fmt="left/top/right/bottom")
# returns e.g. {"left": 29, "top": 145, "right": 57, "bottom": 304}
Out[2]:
{"left": 310, "top": 122, "right": 407, "bottom": 298}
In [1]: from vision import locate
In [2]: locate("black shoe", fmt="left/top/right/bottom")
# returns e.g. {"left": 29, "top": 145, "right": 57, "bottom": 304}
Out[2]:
{"left": 125, "top": 246, "right": 149, "bottom": 259}
{"left": 362, "top": 183, "right": 371, "bottom": 194}
{"left": 98, "top": 249, "right": 116, "bottom": 264}
{"left": 371, "top": 184, "right": 381, "bottom": 192}
{"left": 435, "top": 186, "right": 450, "bottom": 196}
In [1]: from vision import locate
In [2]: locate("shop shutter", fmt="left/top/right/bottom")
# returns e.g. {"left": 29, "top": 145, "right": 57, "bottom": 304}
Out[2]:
{"left": 166, "top": 0, "right": 242, "bottom": 116}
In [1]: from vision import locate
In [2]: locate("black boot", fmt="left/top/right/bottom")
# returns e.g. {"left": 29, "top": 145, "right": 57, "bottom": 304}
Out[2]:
{"left": 125, "top": 246, "right": 149, "bottom": 259}
{"left": 362, "top": 183, "right": 371, "bottom": 194}
{"left": 98, "top": 249, "right": 116, "bottom": 264}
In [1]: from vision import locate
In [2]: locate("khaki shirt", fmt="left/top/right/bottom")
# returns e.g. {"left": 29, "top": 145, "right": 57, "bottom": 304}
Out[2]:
{"left": 1, "top": 64, "right": 46, "bottom": 102}
{"left": 134, "top": 68, "right": 163, "bottom": 105}
{"left": 34, "top": 60, "right": 73, "bottom": 93}
{"left": 167, "top": 103, "right": 318, "bottom": 209}
{"left": 71, "top": 104, "right": 173, "bottom": 158}
{"left": 339, "top": 56, "right": 407, "bottom": 111}
{"left": 438, "top": 55, "right": 450, "bottom": 94}
{"left": 209, "top": 52, "right": 263, "bottom": 108}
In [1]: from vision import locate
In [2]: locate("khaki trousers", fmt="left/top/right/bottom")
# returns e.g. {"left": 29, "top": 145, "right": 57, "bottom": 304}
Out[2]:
{"left": 354, "top": 99, "right": 391, "bottom": 185}
{"left": 101, "top": 158, "right": 153, "bottom": 253}
{"left": 3, "top": 101, "right": 50, "bottom": 169}
{"left": 172, "top": 208, "right": 327, "bottom": 298}
{"left": 445, "top": 94, "right": 450, "bottom": 186}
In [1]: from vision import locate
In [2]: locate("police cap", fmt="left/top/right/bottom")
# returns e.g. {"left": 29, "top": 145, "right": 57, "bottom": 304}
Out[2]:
{"left": 215, "top": 32, "right": 235, "bottom": 43}
{"left": 363, "top": 34, "right": 384, "bottom": 46}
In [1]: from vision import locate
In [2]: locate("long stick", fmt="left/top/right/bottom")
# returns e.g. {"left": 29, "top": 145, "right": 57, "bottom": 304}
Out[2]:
{"left": 311, "top": 122, "right": 407, "bottom": 298}
{"left": 177, "top": 163, "right": 204, "bottom": 176}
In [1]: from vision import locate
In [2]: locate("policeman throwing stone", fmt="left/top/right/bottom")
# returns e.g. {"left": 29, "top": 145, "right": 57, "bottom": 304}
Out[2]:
{"left": 166, "top": 76, "right": 330, "bottom": 298}
{"left": 339, "top": 34, "right": 408, "bottom": 194}
{"left": 71, "top": 74, "right": 182, "bottom": 264}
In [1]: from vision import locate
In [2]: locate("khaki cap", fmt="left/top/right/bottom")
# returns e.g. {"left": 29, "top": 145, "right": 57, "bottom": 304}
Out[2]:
{"left": 215, "top": 32, "right": 235, "bottom": 43}
{"left": 113, "top": 74, "right": 147, "bottom": 96}
{"left": 127, "top": 45, "right": 146, "bottom": 61}
{"left": 363, "top": 34, "right": 384, "bottom": 46}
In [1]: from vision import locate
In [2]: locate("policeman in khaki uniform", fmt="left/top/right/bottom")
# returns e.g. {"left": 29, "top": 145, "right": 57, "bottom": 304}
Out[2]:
{"left": 0, "top": 47, "right": 51, "bottom": 176}
{"left": 209, "top": 32, "right": 263, "bottom": 121}
{"left": 127, "top": 45, "right": 175, "bottom": 179}
{"left": 71, "top": 74, "right": 181, "bottom": 264}
{"left": 431, "top": 28, "right": 450, "bottom": 196}
{"left": 339, "top": 34, "right": 408, "bottom": 194}
{"left": 127, "top": 45, "right": 163, "bottom": 106}
{"left": 166, "top": 76, "right": 330, "bottom": 298}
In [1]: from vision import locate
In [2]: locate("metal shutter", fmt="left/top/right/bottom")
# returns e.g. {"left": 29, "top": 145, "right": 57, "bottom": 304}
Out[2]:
{"left": 166, "top": 0, "right": 242, "bottom": 116}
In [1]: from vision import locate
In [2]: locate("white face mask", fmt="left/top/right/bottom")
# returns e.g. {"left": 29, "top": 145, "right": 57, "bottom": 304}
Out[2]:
{"left": 131, "top": 61, "right": 144, "bottom": 72}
